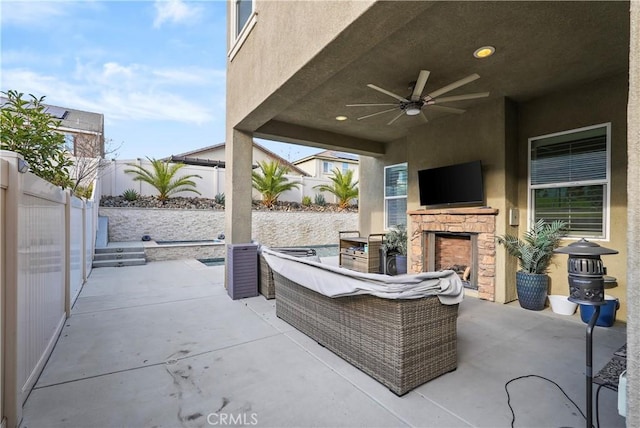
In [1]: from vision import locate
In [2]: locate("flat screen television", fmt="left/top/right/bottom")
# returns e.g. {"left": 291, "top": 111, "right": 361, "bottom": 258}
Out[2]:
{"left": 418, "top": 160, "right": 484, "bottom": 207}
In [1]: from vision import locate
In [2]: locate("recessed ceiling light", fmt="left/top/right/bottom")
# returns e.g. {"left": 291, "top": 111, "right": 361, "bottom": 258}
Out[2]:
{"left": 473, "top": 46, "right": 495, "bottom": 59}
{"left": 335, "top": 115, "right": 348, "bottom": 121}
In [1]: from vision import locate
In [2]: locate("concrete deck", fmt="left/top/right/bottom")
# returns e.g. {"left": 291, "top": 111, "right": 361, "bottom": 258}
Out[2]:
{"left": 21, "top": 259, "right": 626, "bottom": 427}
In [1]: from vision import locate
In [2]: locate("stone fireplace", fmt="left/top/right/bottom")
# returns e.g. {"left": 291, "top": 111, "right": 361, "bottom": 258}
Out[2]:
{"left": 409, "top": 208, "right": 498, "bottom": 301}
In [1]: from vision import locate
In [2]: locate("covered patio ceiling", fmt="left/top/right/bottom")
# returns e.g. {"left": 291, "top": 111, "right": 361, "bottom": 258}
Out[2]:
{"left": 243, "top": 1, "right": 629, "bottom": 155}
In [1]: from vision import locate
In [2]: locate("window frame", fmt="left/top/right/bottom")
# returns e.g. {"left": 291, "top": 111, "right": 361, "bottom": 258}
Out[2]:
{"left": 228, "top": 0, "right": 257, "bottom": 61}
{"left": 64, "top": 133, "right": 75, "bottom": 154}
{"left": 384, "top": 163, "right": 408, "bottom": 231}
{"left": 322, "top": 161, "right": 333, "bottom": 175}
{"left": 527, "top": 123, "right": 611, "bottom": 240}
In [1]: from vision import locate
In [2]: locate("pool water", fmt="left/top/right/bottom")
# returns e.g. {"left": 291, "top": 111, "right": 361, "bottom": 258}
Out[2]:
{"left": 156, "top": 240, "right": 223, "bottom": 245}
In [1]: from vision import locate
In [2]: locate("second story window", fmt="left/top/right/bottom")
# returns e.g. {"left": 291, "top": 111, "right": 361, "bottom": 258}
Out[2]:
{"left": 235, "top": 0, "right": 253, "bottom": 38}
{"left": 323, "top": 161, "right": 333, "bottom": 174}
{"left": 342, "top": 162, "right": 349, "bottom": 174}
{"left": 64, "top": 133, "right": 75, "bottom": 154}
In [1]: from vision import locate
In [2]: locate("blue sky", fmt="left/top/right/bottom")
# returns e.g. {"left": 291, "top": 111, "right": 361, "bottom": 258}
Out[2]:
{"left": 0, "top": 0, "right": 320, "bottom": 161}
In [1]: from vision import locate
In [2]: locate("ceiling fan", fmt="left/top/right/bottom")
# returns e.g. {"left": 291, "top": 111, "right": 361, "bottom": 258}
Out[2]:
{"left": 346, "top": 70, "right": 489, "bottom": 125}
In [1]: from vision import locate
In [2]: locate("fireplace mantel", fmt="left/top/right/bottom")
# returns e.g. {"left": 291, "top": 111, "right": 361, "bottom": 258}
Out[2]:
{"left": 408, "top": 207, "right": 498, "bottom": 216}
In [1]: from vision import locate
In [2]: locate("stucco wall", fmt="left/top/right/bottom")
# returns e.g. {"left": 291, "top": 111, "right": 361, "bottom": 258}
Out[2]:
{"left": 227, "top": 0, "right": 375, "bottom": 127}
{"left": 626, "top": 2, "right": 638, "bottom": 423}
{"left": 99, "top": 208, "right": 357, "bottom": 247}
{"left": 403, "top": 98, "right": 516, "bottom": 303}
{"left": 518, "top": 73, "right": 629, "bottom": 320}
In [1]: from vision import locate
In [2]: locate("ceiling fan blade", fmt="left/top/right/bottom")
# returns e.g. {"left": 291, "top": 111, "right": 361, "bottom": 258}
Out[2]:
{"left": 356, "top": 107, "right": 399, "bottom": 121}
{"left": 387, "top": 111, "right": 405, "bottom": 125}
{"left": 346, "top": 103, "right": 398, "bottom": 107}
{"left": 435, "top": 92, "right": 490, "bottom": 103}
{"left": 426, "top": 73, "right": 480, "bottom": 99}
{"left": 419, "top": 111, "right": 428, "bottom": 123}
{"left": 367, "top": 84, "right": 410, "bottom": 102}
{"left": 411, "top": 70, "right": 430, "bottom": 101}
{"left": 429, "top": 105, "right": 466, "bottom": 114}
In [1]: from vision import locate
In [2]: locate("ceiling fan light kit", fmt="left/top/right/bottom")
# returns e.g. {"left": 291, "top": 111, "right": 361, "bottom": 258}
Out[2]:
{"left": 347, "top": 70, "right": 489, "bottom": 125}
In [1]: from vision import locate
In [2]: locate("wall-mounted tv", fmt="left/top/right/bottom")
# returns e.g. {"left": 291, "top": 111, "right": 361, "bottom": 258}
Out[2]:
{"left": 418, "top": 160, "right": 484, "bottom": 207}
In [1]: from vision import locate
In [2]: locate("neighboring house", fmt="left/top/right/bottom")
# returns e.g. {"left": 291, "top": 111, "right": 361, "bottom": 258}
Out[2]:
{"left": 0, "top": 97, "right": 105, "bottom": 158}
{"left": 293, "top": 150, "right": 359, "bottom": 179}
{"left": 164, "top": 140, "right": 309, "bottom": 176}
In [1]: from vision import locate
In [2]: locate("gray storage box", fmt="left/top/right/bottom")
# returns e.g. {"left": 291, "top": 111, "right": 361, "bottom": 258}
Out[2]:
{"left": 227, "top": 243, "right": 258, "bottom": 300}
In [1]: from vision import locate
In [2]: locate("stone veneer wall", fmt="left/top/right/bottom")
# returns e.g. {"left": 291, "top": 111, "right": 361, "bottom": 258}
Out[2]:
{"left": 99, "top": 208, "right": 358, "bottom": 247}
{"left": 409, "top": 208, "right": 498, "bottom": 301}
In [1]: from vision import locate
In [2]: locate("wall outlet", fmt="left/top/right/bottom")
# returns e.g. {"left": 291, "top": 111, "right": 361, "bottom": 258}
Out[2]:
{"left": 509, "top": 208, "right": 519, "bottom": 226}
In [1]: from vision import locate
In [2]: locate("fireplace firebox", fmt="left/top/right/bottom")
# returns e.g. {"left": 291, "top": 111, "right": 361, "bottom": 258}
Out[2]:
{"left": 425, "top": 232, "right": 478, "bottom": 290}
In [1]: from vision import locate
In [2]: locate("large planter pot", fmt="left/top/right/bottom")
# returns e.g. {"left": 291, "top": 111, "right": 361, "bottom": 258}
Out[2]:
{"left": 395, "top": 255, "right": 407, "bottom": 275}
{"left": 516, "top": 271, "right": 549, "bottom": 311}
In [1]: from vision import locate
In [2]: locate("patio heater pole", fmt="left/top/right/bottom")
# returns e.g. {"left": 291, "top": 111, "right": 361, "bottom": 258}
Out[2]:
{"left": 585, "top": 305, "right": 601, "bottom": 427}
{"left": 554, "top": 239, "right": 618, "bottom": 428}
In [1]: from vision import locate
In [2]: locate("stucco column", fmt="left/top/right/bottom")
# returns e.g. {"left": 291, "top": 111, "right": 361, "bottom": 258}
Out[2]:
{"left": 225, "top": 129, "right": 253, "bottom": 248}
{"left": 358, "top": 156, "right": 385, "bottom": 236}
{"left": 627, "top": 1, "right": 639, "bottom": 424}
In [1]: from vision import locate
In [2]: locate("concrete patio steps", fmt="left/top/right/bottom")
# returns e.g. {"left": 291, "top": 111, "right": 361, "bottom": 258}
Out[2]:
{"left": 92, "top": 245, "right": 146, "bottom": 268}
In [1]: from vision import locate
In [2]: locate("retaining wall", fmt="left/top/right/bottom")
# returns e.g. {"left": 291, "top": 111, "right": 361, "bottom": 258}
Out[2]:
{"left": 99, "top": 208, "right": 358, "bottom": 247}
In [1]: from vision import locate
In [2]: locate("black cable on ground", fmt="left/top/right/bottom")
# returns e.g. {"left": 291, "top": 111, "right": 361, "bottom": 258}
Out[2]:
{"left": 595, "top": 383, "right": 607, "bottom": 428}
{"left": 504, "top": 374, "right": 588, "bottom": 428}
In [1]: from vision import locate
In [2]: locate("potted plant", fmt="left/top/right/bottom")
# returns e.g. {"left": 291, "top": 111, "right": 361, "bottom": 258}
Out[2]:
{"left": 497, "top": 219, "right": 568, "bottom": 310}
{"left": 381, "top": 224, "right": 408, "bottom": 275}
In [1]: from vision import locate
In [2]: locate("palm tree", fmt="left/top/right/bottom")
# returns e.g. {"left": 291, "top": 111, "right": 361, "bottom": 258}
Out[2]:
{"left": 251, "top": 160, "right": 300, "bottom": 207}
{"left": 314, "top": 168, "right": 358, "bottom": 209}
{"left": 124, "top": 158, "right": 202, "bottom": 202}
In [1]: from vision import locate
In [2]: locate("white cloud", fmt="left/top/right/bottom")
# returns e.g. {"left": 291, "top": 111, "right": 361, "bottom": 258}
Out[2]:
{"left": 153, "top": 67, "right": 225, "bottom": 86}
{"left": 0, "top": 1, "right": 65, "bottom": 26}
{"left": 153, "top": 0, "right": 202, "bottom": 28}
{"left": 1, "top": 62, "right": 225, "bottom": 125}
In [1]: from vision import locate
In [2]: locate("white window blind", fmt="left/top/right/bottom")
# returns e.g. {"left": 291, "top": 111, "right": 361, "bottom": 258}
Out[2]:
{"left": 529, "top": 125, "right": 609, "bottom": 239}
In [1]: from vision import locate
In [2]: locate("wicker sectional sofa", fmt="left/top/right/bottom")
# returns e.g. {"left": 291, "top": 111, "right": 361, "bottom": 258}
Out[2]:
{"left": 263, "top": 250, "right": 461, "bottom": 396}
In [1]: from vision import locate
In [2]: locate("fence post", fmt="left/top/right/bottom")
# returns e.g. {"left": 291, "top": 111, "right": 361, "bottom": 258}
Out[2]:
{"left": 1, "top": 152, "right": 24, "bottom": 428}
{"left": 65, "top": 191, "right": 72, "bottom": 317}
{"left": 82, "top": 198, "right": 87, "bottom": 284}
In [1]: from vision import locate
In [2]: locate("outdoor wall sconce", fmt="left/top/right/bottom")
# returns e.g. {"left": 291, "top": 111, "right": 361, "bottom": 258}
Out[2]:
{"left": 554, "top": 238, "right": 618, "bottom": 428}
{"left": 17, "top": 158, "right": 30, "bottom": 173}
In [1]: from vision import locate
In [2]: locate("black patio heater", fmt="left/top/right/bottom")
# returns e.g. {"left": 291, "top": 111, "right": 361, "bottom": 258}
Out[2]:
{"left": 554, "top": 238, "right": 618, "bottom": 428}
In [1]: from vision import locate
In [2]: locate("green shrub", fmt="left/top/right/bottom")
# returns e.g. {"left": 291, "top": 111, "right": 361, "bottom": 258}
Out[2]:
{"left": 74, "top": 183, "right": 94, "bottom": 199}
{"left": 314, "top": 193, "right": 327, "bottom": 206}
{"left": 214, "top": 192, "right": 225, "bottom": 206}
{"left": 1, "top": 90, "right": 73, "bottom": 187}
{"left": 302, "top": 195, "right": 312, "bottom": 206}
{"left": 122, "top": 188, "right": 139, "bottom": 201}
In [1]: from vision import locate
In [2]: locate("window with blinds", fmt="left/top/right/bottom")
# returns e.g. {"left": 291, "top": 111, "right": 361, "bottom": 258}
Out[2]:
{"left": 384, "top": 163, "right": 408, "bottom": 229}
{"left": 529, "top": 124, "right": 610, "bottom": 239}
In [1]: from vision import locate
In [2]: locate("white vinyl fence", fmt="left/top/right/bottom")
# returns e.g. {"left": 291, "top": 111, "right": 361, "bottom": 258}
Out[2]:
{"left": 0, "top": 150, "right": 97, "bottom": 428}
{"left": 100, "top": 159, "right": 346, "bottom": 204}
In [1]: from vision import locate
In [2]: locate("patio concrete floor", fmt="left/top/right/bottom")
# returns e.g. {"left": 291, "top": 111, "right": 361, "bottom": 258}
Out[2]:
{"left": 21, "top": 258, "right": 627, "bottom": 428}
